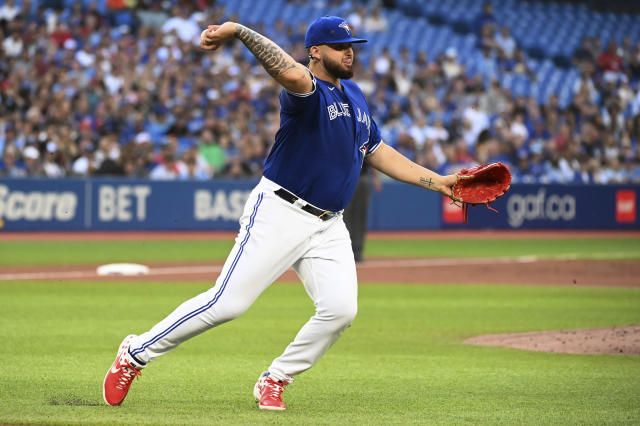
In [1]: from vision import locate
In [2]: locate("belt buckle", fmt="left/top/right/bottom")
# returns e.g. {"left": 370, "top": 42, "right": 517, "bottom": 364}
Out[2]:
{"left": 318, "top": 210, "right": 335, "bottom": 220}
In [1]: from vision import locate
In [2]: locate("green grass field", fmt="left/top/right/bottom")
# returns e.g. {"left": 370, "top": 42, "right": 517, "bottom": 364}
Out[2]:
{"left": 2, "top": 236, "right": 640, "bottom": 266}
{"left": 1, "top": 235, "right": 639, "bottom": 425}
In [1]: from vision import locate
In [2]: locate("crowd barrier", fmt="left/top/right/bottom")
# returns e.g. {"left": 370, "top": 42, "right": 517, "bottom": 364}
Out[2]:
{"left": 0, "top": 178, "right": 637, "bottom": 231}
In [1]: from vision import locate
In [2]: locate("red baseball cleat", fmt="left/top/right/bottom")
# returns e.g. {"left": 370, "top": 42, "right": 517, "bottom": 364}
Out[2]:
{"left": 103, "top": 335, "right": 144, "bottom": 406}
{"left": 253, "top": 372, "right": 289, "bottom": 411}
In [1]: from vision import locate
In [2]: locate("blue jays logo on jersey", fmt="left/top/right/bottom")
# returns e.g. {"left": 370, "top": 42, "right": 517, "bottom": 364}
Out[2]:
{"left": 357, "top": 108, "right": 371, "bottom": 156}
{"left": 359, "top": 141, "right": 368, "bottom": 156}
{"left": 339, "top": 21, "right": 352, "bottom": 36}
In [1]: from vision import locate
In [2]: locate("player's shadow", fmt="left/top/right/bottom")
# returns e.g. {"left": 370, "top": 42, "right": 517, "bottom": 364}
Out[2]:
{"left": 48, "top": 395, "right": 103, "bottom": 406}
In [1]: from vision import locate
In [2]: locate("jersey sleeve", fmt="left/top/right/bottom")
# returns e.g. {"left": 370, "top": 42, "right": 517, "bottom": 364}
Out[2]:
{"left": 365, "top": 115, "right": 382, "bottom": 156}
{"left": 279, "top": 71, "right": 318, "bottom": 114}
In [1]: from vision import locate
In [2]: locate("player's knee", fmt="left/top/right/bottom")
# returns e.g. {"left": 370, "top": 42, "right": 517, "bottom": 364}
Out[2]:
{"left": 322, "top": 302, "right": 357, "bottom": 329}
{"left": 211, "top": 303, "right": 250, "bottom": 324}
{"left": 337, "top": 308, "right": 357, "bottom": 329}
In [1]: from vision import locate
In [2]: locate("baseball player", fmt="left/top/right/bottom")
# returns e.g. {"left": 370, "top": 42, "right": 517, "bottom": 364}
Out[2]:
{"left": 103, "top": 16, "right": 462, "bottom": 411}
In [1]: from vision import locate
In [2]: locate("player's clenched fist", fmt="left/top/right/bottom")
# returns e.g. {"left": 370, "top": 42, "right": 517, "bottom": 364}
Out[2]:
{"left": 200, "top": 22, "right": 237, "bottom": 51}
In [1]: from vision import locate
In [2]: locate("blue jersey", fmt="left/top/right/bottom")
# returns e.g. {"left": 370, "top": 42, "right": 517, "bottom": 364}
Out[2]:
{"left": 263, "top": 74, "right": 382, "bottom": 212}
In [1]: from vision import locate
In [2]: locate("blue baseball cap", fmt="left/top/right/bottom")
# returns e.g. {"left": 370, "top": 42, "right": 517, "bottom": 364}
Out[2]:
{"left": 304, "top": 16, "right": 367, "bottom": 48}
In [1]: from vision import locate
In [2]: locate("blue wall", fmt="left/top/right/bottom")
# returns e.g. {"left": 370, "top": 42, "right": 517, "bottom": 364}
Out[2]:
{"left": 0, "top": 178, "right": 638, "bottom": 231}
{"left": 439, "top": 184, "right": 639, "bottom": 230}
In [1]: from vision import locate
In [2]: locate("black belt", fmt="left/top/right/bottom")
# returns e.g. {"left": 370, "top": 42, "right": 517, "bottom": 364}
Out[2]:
{"left": 274, "top": 188, "right": 338, "bottom": 221}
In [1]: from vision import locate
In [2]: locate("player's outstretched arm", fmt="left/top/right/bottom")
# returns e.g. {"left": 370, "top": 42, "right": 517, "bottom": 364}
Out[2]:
{"left": 200, "top": 22, "right": 313, "bottom": 94}
{"left": 366, "top": 141, "right": 461, "bottom": 200}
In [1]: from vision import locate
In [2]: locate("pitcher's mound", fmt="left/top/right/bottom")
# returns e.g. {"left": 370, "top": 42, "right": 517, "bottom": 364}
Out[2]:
{"left": 464, "top": 325, "right": 640, "bottom": 355}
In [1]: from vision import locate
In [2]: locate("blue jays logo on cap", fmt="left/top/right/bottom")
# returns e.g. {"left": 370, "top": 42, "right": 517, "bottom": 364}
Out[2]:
{"left": 304, "top": 16, "right": 368, "bottom": 48}
{"left": 338, "top": 21, "right": 352, "bottom": 36}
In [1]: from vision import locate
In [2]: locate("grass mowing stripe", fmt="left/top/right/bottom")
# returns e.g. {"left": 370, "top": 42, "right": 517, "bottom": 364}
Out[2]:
{"left": 2, "top": 237, "right": 639, "bottom": 266}
{"left": 365, "top": 238, "right": 640, "bottom": 259}
{"left": 1, "top": 281, "right": 638, "bottom": 425}
{"left": 0, "top": 240, "right": 236, "bottom": 266}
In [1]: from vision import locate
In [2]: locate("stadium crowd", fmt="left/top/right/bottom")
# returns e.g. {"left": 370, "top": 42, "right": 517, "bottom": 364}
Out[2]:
{"left": 2, "top": 0, "right": 640, "bottom": 184}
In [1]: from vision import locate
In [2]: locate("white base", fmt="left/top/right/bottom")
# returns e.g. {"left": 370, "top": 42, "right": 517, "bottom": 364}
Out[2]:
{"left": 97, "top": 263, "right": 150, "bottom": 276}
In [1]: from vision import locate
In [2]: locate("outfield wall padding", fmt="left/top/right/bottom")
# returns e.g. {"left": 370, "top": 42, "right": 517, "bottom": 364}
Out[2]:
{"left": 0, "top": 178, "right": 637, "bottom": 231}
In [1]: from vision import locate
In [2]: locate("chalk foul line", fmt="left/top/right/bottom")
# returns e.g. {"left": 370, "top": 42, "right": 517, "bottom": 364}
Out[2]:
{"left": 0, "top": 257, "right": 540, "bottom": 281}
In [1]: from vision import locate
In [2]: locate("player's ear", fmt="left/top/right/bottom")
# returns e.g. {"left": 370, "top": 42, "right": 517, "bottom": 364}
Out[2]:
{"left": 308, "top": 46, "right": 320, "bottom": 61}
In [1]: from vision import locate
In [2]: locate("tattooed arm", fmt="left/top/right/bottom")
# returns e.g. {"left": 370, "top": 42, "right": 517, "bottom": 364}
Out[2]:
{"left": 200, "top": 22, "right": 313, "bottom": 94}
{"left": 366, "top": 141, "right": 461, "bottom": 199}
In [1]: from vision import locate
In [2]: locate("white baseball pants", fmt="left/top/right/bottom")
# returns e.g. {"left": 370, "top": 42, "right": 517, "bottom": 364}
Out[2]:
{"left": 128, "top": 177, "right": 358, "bottom": 382}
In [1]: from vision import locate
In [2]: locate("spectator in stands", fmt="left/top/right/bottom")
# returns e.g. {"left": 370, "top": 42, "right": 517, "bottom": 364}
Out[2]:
{"left": 618, "top": 36, "right": 634, "bottom": 65}
{"left": 136, "top": 2, "right": 169, "bottom": 29}
{"left": 509, "top": 113, "right": 529, "bottom": 149}
{"left": 579, "top": 120, "right": 602, "bottom": 159}
{"left": 479, "top": 23, "right": 500, "bottom": 54}
{"left": 573, "top": 70, "right": 598, "bottom": 102}
{"left": 413, "top": 50, "right": 430, "bottom": 79}
{"left": 573, "top": 37, "right": 597, "bottom": 72}
{"left": 22, "top": 145, "right": 44, "bottom": 177}
{"left": 628, "top": 43, "right": 640, "bottom": 81}
{"left": 617, "top": 81, "right": 635, "bottom": 111}
{"left": 0, "top": 0, "right": 19, "bottom": 22}
{"left": 442, "top": 47, "right": 463, "bottom": 79}
{"left": 0, "top": 144, "right": 26, "bottom": 177}
{"left": 373, "top": 46, "right": 392, "bottom": 77}
{"left": 363, "top": 6, "right": 388, "bottom": 33}
{"left": 462, "top": 99, "right": 489, "bottom": 147}
{"left": 161, "top": 5, "right": 200, "bottom": 44}
{"left": 551, "top": 122, "right": 570, "bottom": 153}
{"left": 2, "top": 28, "right": 23, "bottom": 57}
{"left": 602, "top": 132, "right": 621, "bottom": 160}
{"left": 596, "top": 156, "right": 626, "bottom": 183}
{"left": 476, "top": 2, "right": 496, "bottom": 35}
{"left": 408, "top": 115, "right": 429, "bottom": 150}
{"left": 597, "top": 41, "right": 625, "bottom": 83}
{"left": 392, "top": 60, "right": 412, "bottom": 96}
{"left": 198, "top": 128, "right": 226, "bottom": 175}
{"left": 454, "top": 137, "right": 475, "bottom": 164}
{"left": 395, "top": 132, "right": 417, "bottom": 162}
{"left": 543, "top": 151, "right": 575, "bottom": 183}
{"left": 590, "top": 36, "right": 603, "bottom": 60}
{"left": 71, "top": 141, "right": 97, "bottom": 177}
{"left": 122, "top": 136, "right": 153, "bottom": 178}
{"left": 512, "top": 48, "right": 536, "bottom": 80}
{"left": 626, "top": 157, "right": 640, "bottom": 183}
{"left": 574, "top": 155, "right": 595, "bottom": 183}
{"left": 477, "top": 79, "right": 506, "bottom": 115}
{"left": 42, "top": 142, "right": 65, "bottom": 178}
{"left": 94, "top": 135, "right": 123, "bottom": 175}
{"left": 149, "top": 147, "right": 181, "bottom": 180}
{"left": 179, "top": 143, "right": 212, "bottom": 180}
{"left": 495, "top": 26, "right": 517, "bottom": 59}
{"left": 602, "top": 101, "right": 625, "bottom": 140}
{"left": 427, "top": 117, "right": 450, "bottom": 144}
{"left": 347, "top": 5, "right": 366, "bottom": 34}
{"left": 219, "top": 155, "right": 253, "bottom": 178}
{"left": 1, "top": 0, "right": 639, "bottom": 187}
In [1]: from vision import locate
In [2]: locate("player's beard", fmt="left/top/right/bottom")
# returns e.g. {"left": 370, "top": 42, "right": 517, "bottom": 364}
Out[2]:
{"left": 323, "top": 56, "right": 354, "bottom": 80}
